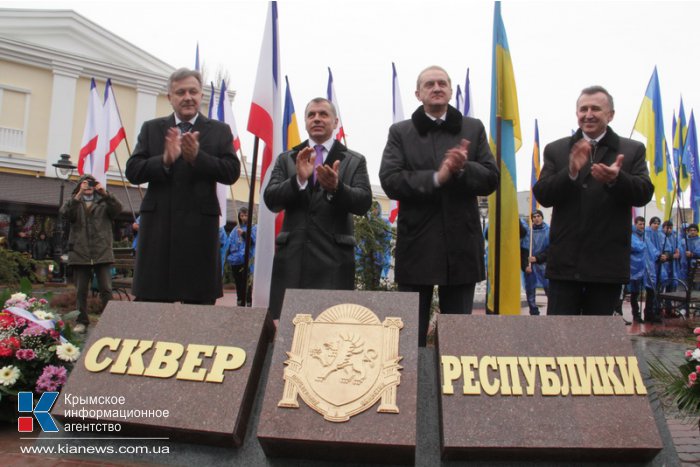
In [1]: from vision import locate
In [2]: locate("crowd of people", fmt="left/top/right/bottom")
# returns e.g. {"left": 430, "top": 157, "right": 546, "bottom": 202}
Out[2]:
{"left": 3, "top": 218, "right": 55, "bottom": 261}
{"left": 625, "top": 216, "right": 700, "bottom": 323}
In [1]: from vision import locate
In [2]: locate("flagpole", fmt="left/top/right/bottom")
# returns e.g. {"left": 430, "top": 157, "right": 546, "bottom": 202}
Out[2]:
{"left": 494, "top": 116, "right": 502, "bottom": 315}
{"left": 242, "top": 136, "right": 260, "bottom": 306}
{"left": 528, "top": 197, "right": 533, "bottom": 258}
{"left": 112, "top": 148, "right": 138, "bottom": 222}
{"left": 238, "top": 148, "right": 252, "bottom": 189}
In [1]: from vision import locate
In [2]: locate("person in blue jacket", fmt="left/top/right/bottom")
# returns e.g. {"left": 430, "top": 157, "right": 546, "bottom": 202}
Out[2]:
{"left": 227, "top": 207, "right": 256, "bottom": 306}
{"left": 643, "top": 217, "right": 667, "bottom": 323}
{"left": 685, "top": 224, "right": 700, "bottom": 288}
{"left": 628, "top": 216, "right": 648, "bottom": 323}
{"left": 521, "top": 210, "right": 549, "bottom": 315}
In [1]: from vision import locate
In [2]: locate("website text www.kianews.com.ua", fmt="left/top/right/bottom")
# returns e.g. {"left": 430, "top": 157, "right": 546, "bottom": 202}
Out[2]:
{"left": 20, "top": 444, "right": 170, "bottom": 455}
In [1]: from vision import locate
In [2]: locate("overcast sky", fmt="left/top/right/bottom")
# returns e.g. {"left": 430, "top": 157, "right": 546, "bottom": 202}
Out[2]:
{"left": 5, "top": 0, "right": 700, "bottom": 192}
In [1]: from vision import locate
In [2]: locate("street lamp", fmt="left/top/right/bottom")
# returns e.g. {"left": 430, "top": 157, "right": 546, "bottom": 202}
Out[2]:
{"left": 51, "top": 154, "right": 76, "bottom": 282}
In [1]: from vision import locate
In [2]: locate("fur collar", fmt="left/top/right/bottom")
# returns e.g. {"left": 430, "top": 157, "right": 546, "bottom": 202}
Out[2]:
{"left": 411, "top": 105, "right": 463, "bottom": 136}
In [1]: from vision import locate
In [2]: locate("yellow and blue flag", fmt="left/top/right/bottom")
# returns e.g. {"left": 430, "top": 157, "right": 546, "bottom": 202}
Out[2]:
{"left": 673, "top": 98, "right": 689, "bottom": 194}
{"left": 686, "top": 111, "right": 700, "bottom": 222}
{"left": 487, "top": 1, "right": 521, "bottom": 315}
{"left": 282, "top": 75, "right": 301, "bottom": 151}
{"left": 634, "top": 67, "right": 674, "bottom": 219}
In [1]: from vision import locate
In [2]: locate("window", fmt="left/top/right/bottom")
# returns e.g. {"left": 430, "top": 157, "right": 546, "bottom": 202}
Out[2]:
{"left": 0, "top": 85, "right": 30, "bottom": 154}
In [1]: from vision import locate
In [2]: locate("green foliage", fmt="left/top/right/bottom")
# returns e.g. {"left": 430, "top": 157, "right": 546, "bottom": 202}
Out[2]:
{"left": 354, "top": 202, "right": 395, "bottom": 291}
{"left": 649, "top": 354, "right": 700, "bottom": 422}
{"left": 0, "top": 248, "right": 40, "bottom": 285}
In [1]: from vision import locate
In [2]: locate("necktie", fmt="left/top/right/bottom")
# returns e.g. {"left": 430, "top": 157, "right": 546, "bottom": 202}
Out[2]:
{"left": 435, "top": 118, "right": 443, "bottom": 126}
{"left": 313, "top": 145, "right": 324, "bottom": 186}
{"left": 178, "top": 121, "right": 193, "bottom": 134}
{"left": 589, "top": 140, "right": 598, "bottom": 163}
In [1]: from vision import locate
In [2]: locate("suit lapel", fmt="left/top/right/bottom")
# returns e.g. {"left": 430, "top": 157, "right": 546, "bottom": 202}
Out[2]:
{"left": 324, "top": 140, "right": 346, "bottom": 169}
{"left": 161, "top": 115, "right": 176, "bottom": 135}
{"left": 192, "top": 113, "right": 210, "bottom": 140}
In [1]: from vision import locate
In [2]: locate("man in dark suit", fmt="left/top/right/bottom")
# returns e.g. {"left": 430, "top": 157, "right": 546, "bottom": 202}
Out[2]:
{"left": 532, "top": 85, "right": 654, "bottom": 315}
{"left": 264, "top": 97, "right": 372, "bottom": 320}
{"left": 125, "top": 68, "right": 240, "bottom": 304}
{"left": 379, "top": 65, "right": 499, "bottom": 346}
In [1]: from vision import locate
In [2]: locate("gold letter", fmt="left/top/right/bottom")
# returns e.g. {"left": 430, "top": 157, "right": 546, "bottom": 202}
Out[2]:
{"left": 479, "top": 356, "right": 499, "bottom": 396}
{"left": 110, "top": 339, "right": 154, "bottom": 375}
{"left": 460, "top": 356, "right": 480, "bottom": 395}
{"left": 591, "top": 357, "right": 614, "bottom": 395}
{"left": 441, "top": 356, "right": 461, "bottom": 395}
{"left": 84, "top": 337, "right": 121, "bottom": 373}
{"left": 537, "top": 357, "right": 561, "bottom": 396}
{"left": 205, "top": 346, "right": 246, "bottom": 383}
{"left": 177, "top": 344, "right": 215, "bottom": 381}
{"left": 497, "top": 357, "right": 522, "bottom": 395}
{"left": 556, "top": 357, "right": 574, "bottom": 396}
{"left": 143, "top": 341, "right": 185, "bottom": 378}
{"left": 518, "top": 357, "right": 538, "bottom": 396}
{"left": 601, "top": 356, "right": 626, "bottom": 394}
{"left": 616, "top": 356, "right": 648, "bottom": 395}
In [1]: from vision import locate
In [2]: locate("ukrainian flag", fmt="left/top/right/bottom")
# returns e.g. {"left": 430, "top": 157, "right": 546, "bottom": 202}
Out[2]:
{"left": 673, "top": 99, "right": 689, "bottom": 193}
{"left": 634, "top": 67, "right": 674, "bottom": 219}
{"left": 487, "top": 1, "right": 522, "bottom": 315}
{"left": 282, "top": 75, "right": 301, "bottom": 151}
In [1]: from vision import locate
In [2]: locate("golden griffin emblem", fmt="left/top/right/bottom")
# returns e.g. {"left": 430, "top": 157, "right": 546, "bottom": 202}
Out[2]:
{"left": 278, "top": 304, "right": 404, "bottom": 422}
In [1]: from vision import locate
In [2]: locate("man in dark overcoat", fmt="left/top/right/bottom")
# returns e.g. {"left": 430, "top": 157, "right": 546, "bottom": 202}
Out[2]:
{"left": 379, "top": 65, "right": 499, "bottom": 346}
{"left": 532, "top": 85, "right": 653, "bottom": 315}
{"left": 264, "top": 98, "right": 372, "bottom": 320}
{"left": 125, "top": 68, "right": 240, "bottom": 304}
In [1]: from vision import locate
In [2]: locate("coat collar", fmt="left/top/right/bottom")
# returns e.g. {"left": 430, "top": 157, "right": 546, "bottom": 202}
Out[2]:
{"left": 164, "top": 112, "right": 210, "bottom": 134}
{"left": 411, "top": 104, "right": 463, "bottom": 136}
{"left": 570, "top": 126, "right": 621, "bottom": 151}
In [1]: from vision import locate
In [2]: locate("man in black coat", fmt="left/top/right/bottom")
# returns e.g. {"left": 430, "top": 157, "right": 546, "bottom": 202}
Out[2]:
{"left": 264, "top": 98, "right": 372, "bottom": 320}
{"left": 379, "top": 66, "right": 499, "bottom": 346}
{"left": 126, "top": 68, "right": 240, "bottom": 304}
{"left": 532, "top": 85, "right": 654, "bottom": 315}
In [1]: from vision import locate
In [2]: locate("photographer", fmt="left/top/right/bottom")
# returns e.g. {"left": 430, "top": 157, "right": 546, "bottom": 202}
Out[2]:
{"left": 226, "top": 207, "right": 256, "bottom": 306}
{"left": 60, "top": 175, "right": 122, "bottom": 333}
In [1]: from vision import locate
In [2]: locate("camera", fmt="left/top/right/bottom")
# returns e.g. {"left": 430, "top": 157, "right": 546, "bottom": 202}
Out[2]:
{"left": 88, "top": 180, "right": 97, "bottom": 187}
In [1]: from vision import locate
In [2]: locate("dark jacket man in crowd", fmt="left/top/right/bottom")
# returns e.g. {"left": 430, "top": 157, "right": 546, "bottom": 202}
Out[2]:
{"left": 532, "top": 85, "right": 654, "bottom": 315}
{"left": 126, "top": 68, "right": 240, "bottom": 304}
{"left": 61, "top": 174, "right": 122, "bottom": 332}
{"left": 264, "top": 97, "right": 372, "bottom": 320}
{"left": 379, "top": 65, "right": 499, "bottom": 346}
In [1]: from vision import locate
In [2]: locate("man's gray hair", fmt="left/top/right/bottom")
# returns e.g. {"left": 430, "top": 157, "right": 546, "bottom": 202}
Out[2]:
{"left": 305, "top": 97, "right": 337, "bottom": 118}
{"left": 168, "top": 68, "right": 202, "bottom": 92}
{"left": 416, "top": 65, "right": 452, "bottom": 90}
{"left": 579, "top": 85, "right": 614, "bottom": 111}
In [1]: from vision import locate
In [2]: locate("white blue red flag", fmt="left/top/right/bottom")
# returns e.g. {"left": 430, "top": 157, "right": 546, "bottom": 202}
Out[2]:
{"left": 78, "top": 78, "right": 101, "bottom": 178}
{"left": 326, "top": 67, "right": 346, "bottom": 143}
{"left": 248, "top": 1, "right": 282, "bottom": 308}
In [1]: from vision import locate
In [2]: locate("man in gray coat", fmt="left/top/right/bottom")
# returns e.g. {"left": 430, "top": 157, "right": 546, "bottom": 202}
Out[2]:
{"left": 380, "top": 66, "right": 499, "bottom": 346}
{"left": 61, "top": 174, "right": 122, "bottom": 332}
{"left": 264, "top": 98, "right": 372, "bottom": 320}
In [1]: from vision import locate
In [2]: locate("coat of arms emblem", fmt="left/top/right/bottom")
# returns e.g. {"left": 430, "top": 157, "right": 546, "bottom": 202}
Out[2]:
{"left": 278, "top": 303, "right": 404, "bottom": 422}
